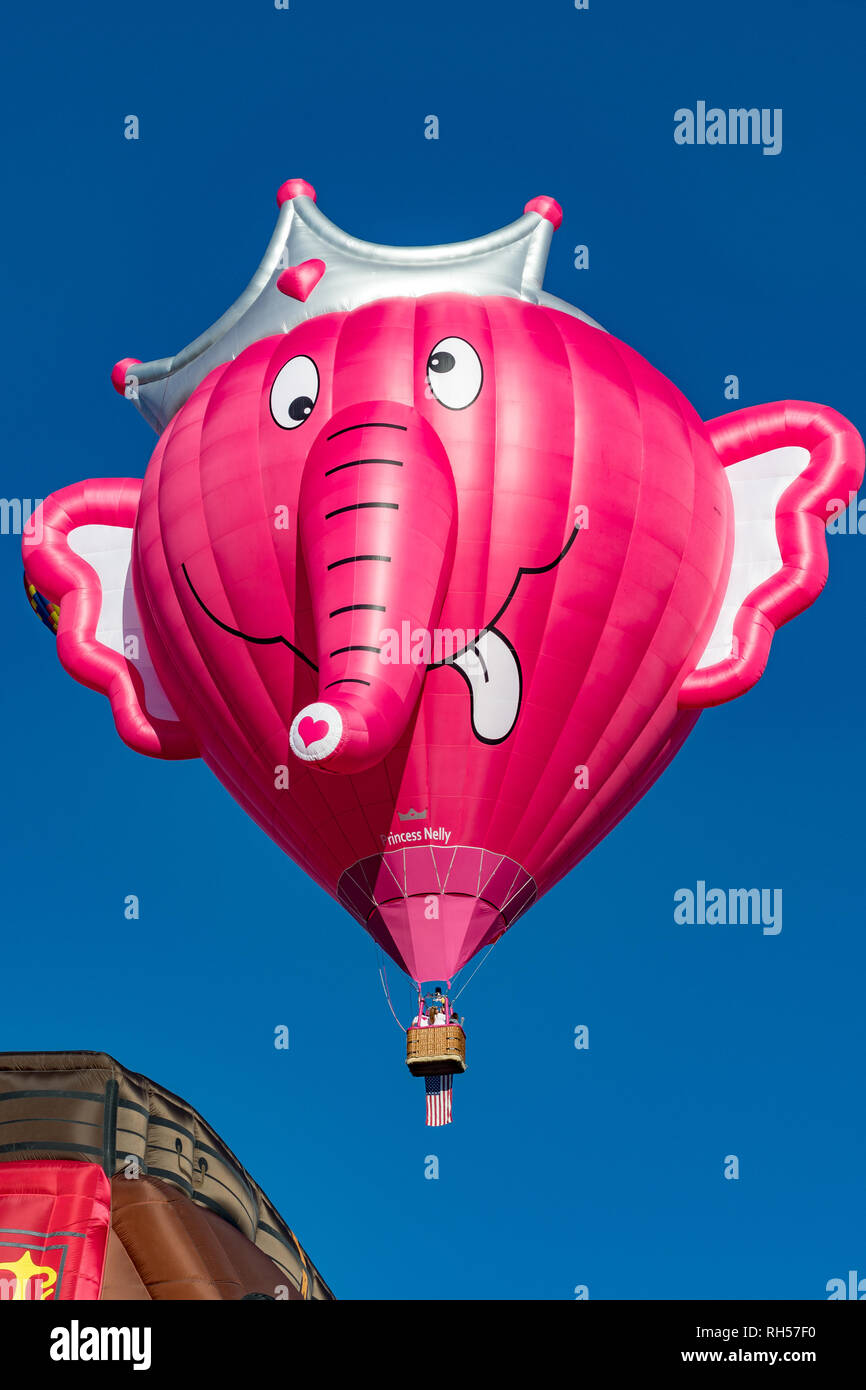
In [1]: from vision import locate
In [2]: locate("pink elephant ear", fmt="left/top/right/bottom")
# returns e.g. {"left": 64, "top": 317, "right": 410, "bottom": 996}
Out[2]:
{"left": 680, "top": 401, "right": 864, "bottom": 709}
{"left": 22, "top": 479, "right": 198, "bottom": 758}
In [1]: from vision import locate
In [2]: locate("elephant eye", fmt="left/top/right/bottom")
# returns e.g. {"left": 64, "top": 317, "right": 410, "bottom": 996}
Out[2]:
{"left": 426, "top": 337, "right": 483, "bottom": 410}
{"left": 270, "top": 355, "right": 320, "bottom": 429}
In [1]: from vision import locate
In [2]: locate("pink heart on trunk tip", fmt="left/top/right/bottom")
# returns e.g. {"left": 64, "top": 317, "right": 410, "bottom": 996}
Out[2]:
{"left": 298, "top": 715, "right": 330, "bottom": 748}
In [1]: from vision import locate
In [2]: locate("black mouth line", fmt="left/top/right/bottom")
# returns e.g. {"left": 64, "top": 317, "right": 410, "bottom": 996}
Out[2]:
{"left": 181, "top": 524, "right": 579, "bottom": 683}
{"left": 181, "top": 563, "right": 319, "bottom": 672}
{"left": 429, "top": 524, "right": 580, "bottom": 673}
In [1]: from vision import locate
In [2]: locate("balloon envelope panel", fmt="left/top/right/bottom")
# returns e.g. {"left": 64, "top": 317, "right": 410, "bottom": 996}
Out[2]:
{"left": 134, "top": 297, "right": 731, "bottom": 981}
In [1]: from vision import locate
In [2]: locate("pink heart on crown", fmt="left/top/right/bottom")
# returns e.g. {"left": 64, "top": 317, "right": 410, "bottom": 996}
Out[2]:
{"left": 276, "top": 259, "right": 326, "bottom": 303}
{"left": 298, "top": 716, "right": 329, "bottom": 747}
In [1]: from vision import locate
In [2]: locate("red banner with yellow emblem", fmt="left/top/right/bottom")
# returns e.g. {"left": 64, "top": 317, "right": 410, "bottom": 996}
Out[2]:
{"left": 0, "top": 1159, "right": 111, "bottom": 1300}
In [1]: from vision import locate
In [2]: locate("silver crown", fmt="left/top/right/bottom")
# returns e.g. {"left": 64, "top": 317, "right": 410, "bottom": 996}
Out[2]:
{"left": 113, "top": 178, "right": 602, "bottom": 435}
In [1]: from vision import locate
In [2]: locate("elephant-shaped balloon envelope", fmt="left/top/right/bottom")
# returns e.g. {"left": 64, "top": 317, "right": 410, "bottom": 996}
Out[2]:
{"left": 23, "top": 179, "right": 864, "bottom": 1118}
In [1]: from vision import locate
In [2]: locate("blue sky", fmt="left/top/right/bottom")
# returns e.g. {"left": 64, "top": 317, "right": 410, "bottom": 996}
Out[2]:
{"left": 2, "top": 0, "right": 864, "bottom": 1299}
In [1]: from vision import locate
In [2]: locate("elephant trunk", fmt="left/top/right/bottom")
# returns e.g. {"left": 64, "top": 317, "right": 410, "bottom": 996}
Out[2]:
{"left": 290, "top": 401, "right": 457, "bottom": 774}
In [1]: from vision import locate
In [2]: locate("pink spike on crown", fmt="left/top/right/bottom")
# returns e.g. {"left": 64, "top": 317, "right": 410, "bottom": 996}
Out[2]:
{"left": 523, "top": 195, "right": 563, "bottom": 229}
{"left": 276, "top": 178, "right": 317, "bottom": 206}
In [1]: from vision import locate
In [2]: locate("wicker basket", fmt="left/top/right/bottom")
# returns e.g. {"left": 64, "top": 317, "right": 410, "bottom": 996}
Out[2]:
{"left": 406, "top": 1024, "right": 466, "bottom": 1077}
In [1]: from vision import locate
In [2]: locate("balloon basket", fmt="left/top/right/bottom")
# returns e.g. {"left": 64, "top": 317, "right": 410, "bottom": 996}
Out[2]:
{"left": 406, "top": 1024, "right": 466, "bottom": 1077}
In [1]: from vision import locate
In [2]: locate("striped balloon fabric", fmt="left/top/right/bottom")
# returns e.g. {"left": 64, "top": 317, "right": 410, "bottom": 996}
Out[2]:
{"left": 425, "top": 1074, "right": 453, "bottom": 1126}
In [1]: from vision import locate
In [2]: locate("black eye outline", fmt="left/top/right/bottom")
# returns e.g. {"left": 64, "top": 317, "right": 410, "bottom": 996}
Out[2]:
{"left": 270, "top": 354, "right": 320, "bottom": 430}
{"left": 426, "top": 337, "right": 483, "bottom": 410}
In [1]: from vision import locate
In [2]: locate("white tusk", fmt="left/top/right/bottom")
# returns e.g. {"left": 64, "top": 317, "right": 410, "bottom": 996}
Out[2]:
{"left": 448, "top": 628, "right": 521, "bottom": 743}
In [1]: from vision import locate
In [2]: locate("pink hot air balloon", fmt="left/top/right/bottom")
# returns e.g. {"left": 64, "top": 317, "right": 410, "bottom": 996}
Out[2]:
{"left": 23, "top": 179, "right": 864, "bottom": 1000}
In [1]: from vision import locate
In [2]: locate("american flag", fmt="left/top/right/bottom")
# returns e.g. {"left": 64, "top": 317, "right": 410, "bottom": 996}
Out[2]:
{"left": 425, "top": 1073, "right": 453, "bottom": 1126}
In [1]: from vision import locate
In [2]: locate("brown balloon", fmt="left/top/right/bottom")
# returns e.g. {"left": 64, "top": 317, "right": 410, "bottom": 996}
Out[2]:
{"left": 0, "top": 1051, "right": 333, "bottom": 1301}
